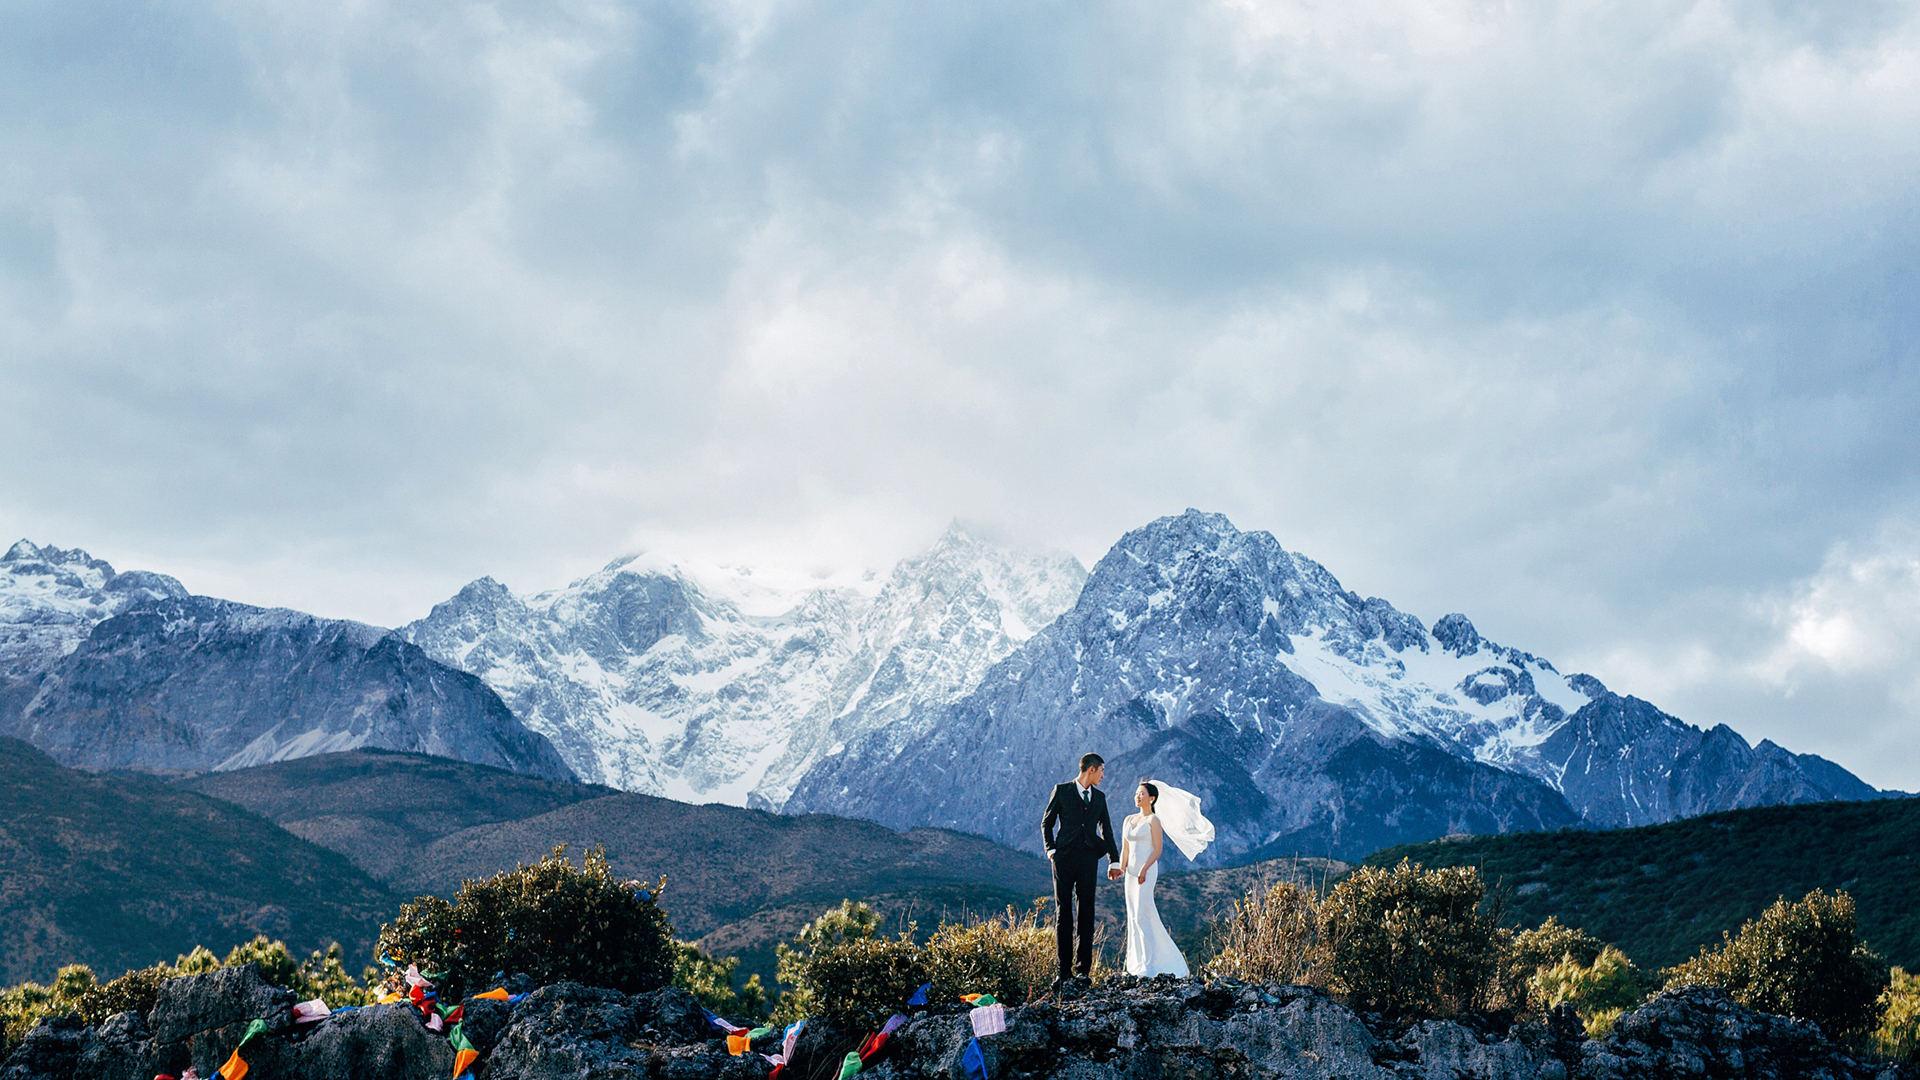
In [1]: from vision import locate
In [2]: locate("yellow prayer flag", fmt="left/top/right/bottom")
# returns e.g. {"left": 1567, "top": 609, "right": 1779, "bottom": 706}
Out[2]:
{"left": 475, "top": 988, "right": 512, "bottom": 1002}
{"left": 727, "top": 1033, "right": 751, "bottom": 1056}
{"left": 454, "top": 1048, "right": 480, "bottom": 1076}
{"left": 219, "top": 1046, "right": 249, "bottom": 1080}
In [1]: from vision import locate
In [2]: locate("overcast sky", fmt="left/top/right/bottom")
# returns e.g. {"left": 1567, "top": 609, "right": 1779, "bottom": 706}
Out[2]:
{"left": 2, "top": 0, "right": 1917, "bottom": 788}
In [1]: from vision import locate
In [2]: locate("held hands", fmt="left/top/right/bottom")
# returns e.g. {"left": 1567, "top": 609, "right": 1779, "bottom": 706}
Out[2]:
{"left": 1107, "top": 865, "right": 1124, "bottom": 881}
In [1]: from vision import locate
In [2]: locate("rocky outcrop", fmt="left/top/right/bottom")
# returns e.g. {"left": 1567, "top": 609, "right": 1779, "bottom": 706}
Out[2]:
{"left": 5, "top": 971, "right": 1904, "bottom": 1080}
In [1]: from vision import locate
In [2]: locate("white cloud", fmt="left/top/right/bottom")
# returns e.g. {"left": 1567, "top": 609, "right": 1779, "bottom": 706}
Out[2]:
{"left": 0, "top": 0, "right": 1918, "bottom": 785}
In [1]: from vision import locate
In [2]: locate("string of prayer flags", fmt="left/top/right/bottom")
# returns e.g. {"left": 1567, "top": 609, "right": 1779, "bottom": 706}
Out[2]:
{"left": 213, "top": 1019, "right": 270, "bottom": 1080}
{"left": 836, "top": 1050, "right": 863, "bottom": 1080}
{"left": 961, "top": 1037, "right": 989, "bottom": 1080}
{"left": 702, "top": 1006, "right": 750, "bottom": 1037}
{"left": 764, "top": 1019, "right": 806, "bottom": 1079}
{"left": 292, "top": 999, "right": 331, "bottom": 1024}
{"left": 969, "top": 1004, "right": 1006, "bottom": 1038}
{"left": 450, "top": 1022, "right": 479, "bottom": 1078}
{"left": 959, "top": 994, "right": 997, "bottom": 1007}
{"left": 907, "top": 983, "right": 930, "bottom": 1007}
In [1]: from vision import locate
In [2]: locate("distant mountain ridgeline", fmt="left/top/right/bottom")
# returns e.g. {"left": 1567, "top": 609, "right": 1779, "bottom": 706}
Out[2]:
{"left": 1, "top": 514, "right": 1894, "bottom": 866}
{"left": 1366, "top": 795, "right": 1920, "bottom": 972}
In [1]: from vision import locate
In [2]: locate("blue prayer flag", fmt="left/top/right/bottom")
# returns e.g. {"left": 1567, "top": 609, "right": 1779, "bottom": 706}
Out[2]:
{"left": 907, "top": 983, "right": 930, "bottom": 1007}
{"left": 962, "top": 1037, "right": 988, "bottom": 1080}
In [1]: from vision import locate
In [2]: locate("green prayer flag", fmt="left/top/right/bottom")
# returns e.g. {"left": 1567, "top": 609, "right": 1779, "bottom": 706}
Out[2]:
{"left": 449, "top": 1022, "right": 475, "bottom": 1053}
{"left": 837, "top": 1050, "right": 863, "bottom": 1080}
{"left": 238, "top": 1018, "right": 271, "bottom": 1046}
{"left": 747, "top": 1026, "right": 774, "bottom": 1040}
{"left": 973, "top": 995, "right": 998, "bottom": 1007}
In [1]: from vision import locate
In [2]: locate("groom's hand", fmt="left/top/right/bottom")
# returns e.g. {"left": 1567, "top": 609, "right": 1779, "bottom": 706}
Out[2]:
{"left": 1106, "top": 866, "right": 1123, "bottom": 881}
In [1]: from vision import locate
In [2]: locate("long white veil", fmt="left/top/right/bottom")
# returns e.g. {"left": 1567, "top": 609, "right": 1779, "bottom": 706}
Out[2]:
{"left": 1150, "top": 782, "right": 1215, "bottom": 861}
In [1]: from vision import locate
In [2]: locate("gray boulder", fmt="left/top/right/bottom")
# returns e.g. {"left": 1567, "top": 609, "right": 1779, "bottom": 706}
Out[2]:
{"left": 291, "top": 1003, "right": 454, "bottom": 1080}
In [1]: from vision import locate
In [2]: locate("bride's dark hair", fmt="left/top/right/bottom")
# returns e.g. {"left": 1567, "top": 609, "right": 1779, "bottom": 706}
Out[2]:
{"left": 1138, "top": 781, "right": 1158, "bottom": 809}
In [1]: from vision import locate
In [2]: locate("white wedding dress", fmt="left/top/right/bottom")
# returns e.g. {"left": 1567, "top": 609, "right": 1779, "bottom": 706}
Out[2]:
{"left": 1122, "top": 814, "right": 1189, "bottom": 978}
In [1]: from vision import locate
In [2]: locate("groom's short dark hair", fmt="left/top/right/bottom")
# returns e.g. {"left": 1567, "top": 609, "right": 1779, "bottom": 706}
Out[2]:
{"left": 1080, "top": 753, "right": 1104, "bottom": 772}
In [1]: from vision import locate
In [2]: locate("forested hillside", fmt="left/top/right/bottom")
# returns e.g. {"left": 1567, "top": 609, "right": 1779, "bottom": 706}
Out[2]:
{"left": 1368, "top": 796, "right": 1920, "bottom": 970}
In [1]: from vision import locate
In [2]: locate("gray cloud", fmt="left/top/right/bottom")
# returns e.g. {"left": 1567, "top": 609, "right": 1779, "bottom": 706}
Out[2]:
{"left": 1, "top": 0, "right": 1917, "bottom": 786}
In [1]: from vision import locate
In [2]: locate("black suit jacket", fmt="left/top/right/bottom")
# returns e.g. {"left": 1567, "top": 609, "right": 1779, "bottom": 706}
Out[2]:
{"left": 1042, "top": 782, "right": 1119, "bottom": 862}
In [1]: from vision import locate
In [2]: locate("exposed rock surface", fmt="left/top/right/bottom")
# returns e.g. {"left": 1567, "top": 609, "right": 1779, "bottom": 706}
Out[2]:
{"left": 5, "top": 972, "right": 1904, "bottom": 1080}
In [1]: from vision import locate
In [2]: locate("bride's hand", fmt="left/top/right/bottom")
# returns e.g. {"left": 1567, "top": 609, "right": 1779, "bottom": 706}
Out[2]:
{"left": 1136, "top": 872, "right": 1146, "bottom": 884}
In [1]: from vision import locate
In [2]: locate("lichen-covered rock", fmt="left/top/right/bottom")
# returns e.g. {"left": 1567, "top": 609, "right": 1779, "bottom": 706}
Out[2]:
{"left": 7, "top": 975, "right": 1906, "bottom": 1080}
{"left": 290, "top": 1003, "right": 455, "bottom": 1080}
{"left": 0, "top": 1014, "right": 88, "bottom": 1080}
{"left": 146, "top": 963, "right": 293, "bottom": 1046}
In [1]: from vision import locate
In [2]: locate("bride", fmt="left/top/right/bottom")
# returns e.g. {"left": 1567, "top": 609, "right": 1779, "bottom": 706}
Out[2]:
{"left": 1117, "top": 780, "right": 1214, "bottom": 978}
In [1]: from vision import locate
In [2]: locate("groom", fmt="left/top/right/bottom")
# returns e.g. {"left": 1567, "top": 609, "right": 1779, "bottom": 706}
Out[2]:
{"left": 1042, "top": 752, "right": 1122, "bottom": 987}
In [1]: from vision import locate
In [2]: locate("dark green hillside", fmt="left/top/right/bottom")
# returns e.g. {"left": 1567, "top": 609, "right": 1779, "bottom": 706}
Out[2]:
{"left": 180, "top": 748, "right": 613, "bottom": 883}
{"left": 179, "top": 751, "right": 1055, "bottom": 985}
{"left": 0, "top": 738, "right": 399, "bottom": 985}
{"left": 1366, "top": 796, "right": 1920, "bottom": 971}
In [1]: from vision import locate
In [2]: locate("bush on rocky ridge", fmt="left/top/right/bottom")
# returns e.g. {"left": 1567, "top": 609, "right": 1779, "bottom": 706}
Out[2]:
{"left": 377, "top": 845, "right": 674, "bottom": 1000}
{"left": 774, "top": 901, "right": 926, "bottom": 1027}
{"left": 674, "top": 940, "right": 768, "bottom": 1019}
{"left": 1532, "top": 946, "right": 1647, "bottom": 1036}
{"left": 923, "top": 903, "right": 1055, "bottom": 1007}
{"left": 1664, "top": 888, "right": 1886, "bottom": 1038}
{"left": 1877, "top": 966, "right": 1920, "bottom": 1064}
{"left": 1317, "top": 859, "right": 1501, "bottom": 1018}
{"left": 1205, "top": 880, "right": 1320, "bottom": 986}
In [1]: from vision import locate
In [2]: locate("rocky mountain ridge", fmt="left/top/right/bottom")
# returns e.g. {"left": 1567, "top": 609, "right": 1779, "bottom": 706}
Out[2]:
{"left": 2, "top": 965, "right": 1902, "bottom": 1080}
{"left": 0, "top": 541, "right": 571, "bottom": 781}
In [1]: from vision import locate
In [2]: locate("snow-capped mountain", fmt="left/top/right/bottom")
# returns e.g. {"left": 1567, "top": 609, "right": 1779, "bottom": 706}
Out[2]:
{"left": 0, "top": 541, "right": 573, "bottom": 780}
{"left": 401, "top": 527, "right": 1087, "bottom": 806}
{"left": 785, "top": 510, "right": 1881, "bottom": 861}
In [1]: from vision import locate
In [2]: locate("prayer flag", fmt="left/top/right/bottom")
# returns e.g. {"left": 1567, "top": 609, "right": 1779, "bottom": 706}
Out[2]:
{"left": 969, "top": 1005, "right": 1006, "bottom": 1038}
{"left": 426, "top": 1013, "right": 445, "bottom": 1033}
{"left": 727, "top": 1034, "right": 751, "bottom": 1056}
{"left": 450, "top": 1022, "right": 479, "bottom": 1078}
{"left": 215, "top": 1048, "right": 247, "bottom": 1080}
{"left": 880, "top": 1015, "right": 907, "bottom": 1037}
{"left": 857, "top": 1032, "right": 887, "bottom": 1062}
{"left": 961, "top": 1038, "right": 989, "bottom": 1080}
{"left": 907, "top": 983, "right": 930, "bottom": 1007}
{"left": 836, "top": 1050, "right": 863, "bottom": 1080}
{"left": 474, "top": 988, "right": 511, "bottom": 1002}
{"left": 293, "top": 999, "right": 331, "bottom": 1023}
{"left": 748, "top": 1026, "right": 773, "bottom": 1040}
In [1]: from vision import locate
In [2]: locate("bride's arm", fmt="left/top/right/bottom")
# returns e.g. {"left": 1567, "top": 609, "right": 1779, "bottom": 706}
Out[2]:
{"left": 1138, "top": 817, "right": 1164, "bottom": 883}
{"left": 1115, "top": 814, "right": 1131, "bottom": 874}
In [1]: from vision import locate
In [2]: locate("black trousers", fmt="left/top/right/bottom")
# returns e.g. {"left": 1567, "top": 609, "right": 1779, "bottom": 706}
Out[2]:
{"left": 1052, "top": 849, "right": 1100, "bottom": 978}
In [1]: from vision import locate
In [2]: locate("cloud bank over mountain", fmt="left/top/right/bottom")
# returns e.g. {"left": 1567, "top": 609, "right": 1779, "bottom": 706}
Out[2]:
{"left": 1, "top": 0, "right": 1916, "bottom": 786}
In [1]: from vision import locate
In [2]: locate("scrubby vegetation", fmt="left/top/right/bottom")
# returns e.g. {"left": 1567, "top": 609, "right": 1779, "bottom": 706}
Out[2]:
{"left": 1316, "top": 860, "right": 1501, "bottom": 1017}
{"left": 0, "top": 936, "right": 373, "bottom": 1058}
{"left": 1664, "top": 889, "right": 1887, "bottom": 1039}
{"left": 1366, "top": 796, "right": 1920, "bottom": 972}
{"left": 377, "top": 845, "right": 674, "bottom": 1000}
{"left": 675, "top": 940, "right": 768, "bottom": 1019}
{"left": 1877, "top": 967, "right": 1920, "bottom": 1065}
{"left": 773, "top": 901, "right": 925, "bottom": 1027}
{"left": 1207, "top": 881, "right": 1320, "bottom": 986}
{"left": 924, "top": 903, "right": 1055, "bottom": 1007}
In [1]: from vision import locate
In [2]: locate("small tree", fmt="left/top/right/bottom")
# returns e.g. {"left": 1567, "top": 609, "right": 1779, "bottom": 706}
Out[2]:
{"left": 1876, "top": 967, "right": 1919, "bottom": 1065}
{"left": 377, "top": 845, "right": 674, "bottom": 999}
{"left": 1664, "top": 889, "right": 1886, "bottom": 1038}
{"left": 1207, "top": 881, "right": 1320, "bottom": 986}
{"left": 1318, "top": 860, "right": 1498, "bottom": 1018}
{"left": 775, "top": 901, "right": 927, "bottom": 1027}
{"left": 1493, "top": 917, "right": 1610, "bottom": 1011}
{"left": 1533, "top": 946, "right": 1646, "bottom": 1036}
{"left": 674, "top": 941, "right": 767, "bottom": 1019}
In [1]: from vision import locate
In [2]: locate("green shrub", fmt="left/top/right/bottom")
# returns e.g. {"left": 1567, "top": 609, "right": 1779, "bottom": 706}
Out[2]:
{"left": 1664, "top": 889, "right": 1886, "bottom": 1038}
{"left": 1490, "top": 916, "right": 1611, "bottom": 1012}
{"left": 674, "top": 941, "right": 767, "bottom": 1019}
{"left": 1206, "top": 881, "right": 1320, "bottom": 986}
{"left": 1, "top": 965, "right": 96, "bottom": 1057}
{"left": 924, "top": 904, "right": 1055, "bottom": 1006}
{"left": 1875, "top": 967, "right": 1919, "bottom": 1065}
{"left": 1318, "top": 860, "right": 1499, "bottom": 1018}
{"left": 775, "top": 901, "right": 927, "bottom": 1027}
{"left": 377, "top": 845, "right": 674, "bottom": 1000}
{"left": 1533, "top": 946, "right": 1646, "bottom": 1036}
